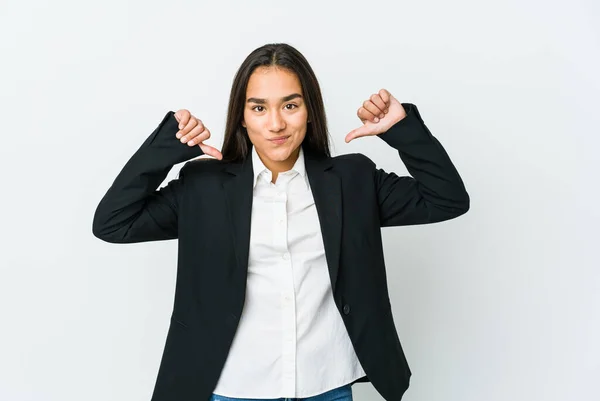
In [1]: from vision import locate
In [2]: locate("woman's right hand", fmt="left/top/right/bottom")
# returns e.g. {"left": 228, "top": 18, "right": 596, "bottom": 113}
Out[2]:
{"left": 174, "top": 109, "right": 223, "bottom": 160}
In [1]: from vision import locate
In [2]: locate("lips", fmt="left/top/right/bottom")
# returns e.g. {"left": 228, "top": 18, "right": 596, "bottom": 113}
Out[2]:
{"left": 269, "top": 136, "right": 290, "bottom": 145}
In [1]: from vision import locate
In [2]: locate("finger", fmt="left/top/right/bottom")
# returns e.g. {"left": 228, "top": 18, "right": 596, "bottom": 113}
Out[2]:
{"left": 345, "top": 125, "right": 372, "bottom": 143}
{"left": 369, "top": 94, "right": 387, "bottom": 117}
{"left": 357, "top": 107, "right": 378, "bottom": 124}
{"left": 199, "top": 143, "right": 223, "bottom": 160}
{"left": 182, "top": 120, "right": 206, "bottom": 142}
{"left": 177, "top": 110, "right": 191, "bottom": 130}
{"left": 182, "top": 125, "right": 210, "bottom": 146}
{"left": 177, "top": 116, "right": 197, "bottom": 140}
{"left": 379, "top": 89, "right": 391, "bottom": 111}
{"left": 178, "top": 117, "right": 198, "bottom": 140}
{"left": 362, "top": 100, "right": 384, "bottom": 122}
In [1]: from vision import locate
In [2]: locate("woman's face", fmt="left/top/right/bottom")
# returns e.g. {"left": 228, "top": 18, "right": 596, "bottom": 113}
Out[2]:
{"left": 242, "top": 66, "right": 308, "bottom": 172}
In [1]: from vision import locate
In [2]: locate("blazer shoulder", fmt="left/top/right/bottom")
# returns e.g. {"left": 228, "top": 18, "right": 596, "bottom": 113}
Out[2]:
{"left": 331, "top": 152, "right": 377, "bottom": 171}
{"left": 178, "top": 157, "right": 230, "bottom": 178}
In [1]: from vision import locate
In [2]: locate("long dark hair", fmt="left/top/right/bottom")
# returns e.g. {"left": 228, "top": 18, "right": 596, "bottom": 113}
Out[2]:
{"left": 221, "top": 43, "right": 330, "bottom": 162}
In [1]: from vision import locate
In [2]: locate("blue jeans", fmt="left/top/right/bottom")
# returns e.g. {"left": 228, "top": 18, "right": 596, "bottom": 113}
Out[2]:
{"left": 210, "top": 384, "right": 352, "bottom": 401}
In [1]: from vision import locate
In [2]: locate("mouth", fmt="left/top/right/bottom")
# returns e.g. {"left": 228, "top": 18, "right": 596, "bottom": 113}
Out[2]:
{"left": 269, "top": 136, "right": 290, "bottom": 145}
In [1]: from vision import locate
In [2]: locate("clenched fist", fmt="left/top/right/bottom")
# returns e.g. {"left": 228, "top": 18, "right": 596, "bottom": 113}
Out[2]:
{"left": 174, "top": 109, "right": 223, "bottom": 160}
{"left": 345, "top": 89, "right": 407, "bottom": 143}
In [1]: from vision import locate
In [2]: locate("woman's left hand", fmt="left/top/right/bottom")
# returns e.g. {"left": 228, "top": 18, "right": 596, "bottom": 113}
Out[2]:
{"left": 345, "top": 89, "right": 407, "bottom": 143}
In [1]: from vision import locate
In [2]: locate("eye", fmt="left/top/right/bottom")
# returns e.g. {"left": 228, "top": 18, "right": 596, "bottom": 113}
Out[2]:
{"left": 252, "top": 105, "right": 265, "bottom": 112}
{"left": 285, "top": 104, "right": 298, "bottom": 110}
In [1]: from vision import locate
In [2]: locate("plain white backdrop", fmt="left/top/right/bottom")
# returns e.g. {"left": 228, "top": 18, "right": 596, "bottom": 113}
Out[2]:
{"left": 1, "top": 0, "right": 598, "bottom": 400}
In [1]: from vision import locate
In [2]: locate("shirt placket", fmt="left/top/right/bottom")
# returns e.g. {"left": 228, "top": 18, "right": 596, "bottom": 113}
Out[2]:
{"left": 273, "top": 175, "right": 297, "bottom": 396}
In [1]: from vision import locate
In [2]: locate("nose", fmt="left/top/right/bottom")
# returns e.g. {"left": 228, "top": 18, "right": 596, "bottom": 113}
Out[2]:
{"left": 268, "top": 110, "right": 286, "bottom": 132}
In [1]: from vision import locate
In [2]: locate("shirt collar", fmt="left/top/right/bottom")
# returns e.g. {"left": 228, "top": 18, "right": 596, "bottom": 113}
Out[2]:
{"left": 251, "top": 145, "right": 308, "bottom": 189}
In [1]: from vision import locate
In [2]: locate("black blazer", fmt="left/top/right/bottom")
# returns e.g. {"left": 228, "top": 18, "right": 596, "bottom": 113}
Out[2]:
{"left": 92, "top": 103, "right": 469, "bottom": 401}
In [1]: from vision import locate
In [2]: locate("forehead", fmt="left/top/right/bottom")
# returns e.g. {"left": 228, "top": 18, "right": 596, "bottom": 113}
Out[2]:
{"left": 246, "top": 66, "right": 302, "bottom": 99}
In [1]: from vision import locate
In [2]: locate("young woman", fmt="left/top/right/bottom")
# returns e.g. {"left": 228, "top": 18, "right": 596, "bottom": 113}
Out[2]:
{"left": 93, "top": 43, "right": 469, "bottom": 401}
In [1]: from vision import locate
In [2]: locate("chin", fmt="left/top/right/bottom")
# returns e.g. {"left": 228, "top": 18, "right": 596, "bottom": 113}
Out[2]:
{"left": 266, "top": 149, "right": 293, "bottom": 162}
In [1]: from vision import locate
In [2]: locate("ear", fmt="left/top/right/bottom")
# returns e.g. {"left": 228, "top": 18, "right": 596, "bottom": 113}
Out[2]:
{"left": 241, "top": 120, "right": 246, "bottom": 128}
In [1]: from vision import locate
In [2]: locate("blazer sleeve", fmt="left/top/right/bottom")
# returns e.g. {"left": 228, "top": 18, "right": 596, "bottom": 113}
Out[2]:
{"left": 373, "top": 103, "right": 470, "bottom": 227}
{"left": 92, "top": 111, "right": 204, "bottom": 243}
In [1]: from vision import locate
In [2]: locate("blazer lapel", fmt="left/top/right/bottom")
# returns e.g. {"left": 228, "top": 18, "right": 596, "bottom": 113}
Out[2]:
{"left": 222, "top": 156, "right": 254, "bottom": 284}
{"left": 305, "top": 149, "right": 343, "bottom": 294}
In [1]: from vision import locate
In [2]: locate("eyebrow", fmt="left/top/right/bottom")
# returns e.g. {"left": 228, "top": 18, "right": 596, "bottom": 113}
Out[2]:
{"left": 246, "top": 93, "right": 303, "bottom": 104}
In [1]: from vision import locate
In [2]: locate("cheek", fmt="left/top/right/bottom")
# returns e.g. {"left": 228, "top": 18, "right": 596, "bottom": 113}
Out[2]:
{"left": 290, "top": 113, "right": 308, "bottom": 132}
{"left": 292, "top": 122, "right": 308, "bottom": 141}
{"left": 294, "top": 131, "right": 307, "bottom": 144}
{"left": 246, "top": 130, "right": 262, "bottom": 148}
{"left": 243, "top": 117, "right": 262, "bottom": 140}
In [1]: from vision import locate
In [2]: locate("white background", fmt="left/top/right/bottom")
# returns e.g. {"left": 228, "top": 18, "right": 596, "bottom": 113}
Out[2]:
{"left": 1, "top": 0, "right": 598, "bottom": 400}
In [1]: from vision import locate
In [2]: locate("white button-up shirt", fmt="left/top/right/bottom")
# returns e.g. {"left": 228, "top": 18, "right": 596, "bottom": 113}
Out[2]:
{"left": 212, "top": 146, "right": 366, "bottom": 398}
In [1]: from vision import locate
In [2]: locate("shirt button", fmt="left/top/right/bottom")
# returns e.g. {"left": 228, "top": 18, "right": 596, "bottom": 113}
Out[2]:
{"left": 282, "top": 253, "right": 290, "bottom": 260}
{"left": 343, "top": 304, "right": 351, "bottom": 315}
